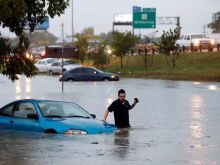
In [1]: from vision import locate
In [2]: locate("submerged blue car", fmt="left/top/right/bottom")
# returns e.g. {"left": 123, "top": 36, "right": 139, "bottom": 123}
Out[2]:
{"left": 0, "top": 99, "right": 117, "bottom": 135}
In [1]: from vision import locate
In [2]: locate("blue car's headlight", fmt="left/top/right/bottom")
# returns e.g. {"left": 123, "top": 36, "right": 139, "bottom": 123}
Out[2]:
{"left": 111, "top": 75, "right": 116, "bottom": 79}
{"left": 65, "top": 129, "right": 88, "bottom": 135}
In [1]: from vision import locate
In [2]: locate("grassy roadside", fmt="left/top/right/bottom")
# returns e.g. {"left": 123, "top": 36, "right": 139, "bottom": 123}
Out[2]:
{"left": 100, "top": 52, "right": 220, "bottom": 82}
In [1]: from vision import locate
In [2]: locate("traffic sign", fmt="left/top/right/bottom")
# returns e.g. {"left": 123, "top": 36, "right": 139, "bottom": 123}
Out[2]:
{"left": 143, "top": 8, "right": 156, "bottom": 12}
{"left": 133, "top": 8, "right": 156, "bottom": 29}
{"left": 35, "top": 16, "right": 49, "bottom": 30}
{"left": 133, "top": 6, "right": 141, "bottom": 13}
{"left": 24, "top": 16, "right": 49, "bottom": 30}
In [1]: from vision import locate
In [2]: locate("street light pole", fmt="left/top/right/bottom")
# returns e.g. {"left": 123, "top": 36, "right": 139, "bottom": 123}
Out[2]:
{"left": 71, "top": 0, "right": 74, "bottom": 44}
{"left": 61, "top": 23, "right": 64, "bottom": 92}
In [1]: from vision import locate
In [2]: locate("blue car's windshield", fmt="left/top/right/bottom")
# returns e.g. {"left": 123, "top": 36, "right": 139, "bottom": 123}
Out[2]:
{"left": 37, "top": 102, "right": 91, "bottom": 118}
{"left": 93, "top": 68, "right": 104, "bottom": 73}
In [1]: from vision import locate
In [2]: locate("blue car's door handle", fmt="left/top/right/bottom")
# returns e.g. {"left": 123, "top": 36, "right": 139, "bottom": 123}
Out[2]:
{"left": 10, "top": 120, "right": 14, "bottom": 124}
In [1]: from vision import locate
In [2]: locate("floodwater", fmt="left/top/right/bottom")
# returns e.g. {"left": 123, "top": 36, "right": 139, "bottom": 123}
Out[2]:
{"left": 0, "top": 75, "right": 220, "bottom": 165}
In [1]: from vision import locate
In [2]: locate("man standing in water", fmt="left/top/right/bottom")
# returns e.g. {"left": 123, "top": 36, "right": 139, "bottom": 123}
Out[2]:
{"left": 103, "top": 89, "right": 139, "bottom": 128}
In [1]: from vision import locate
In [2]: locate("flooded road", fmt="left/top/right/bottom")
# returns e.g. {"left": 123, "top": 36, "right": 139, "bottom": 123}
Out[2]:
{"left": 0, "top": 75, "right": 220, "bottom": 165}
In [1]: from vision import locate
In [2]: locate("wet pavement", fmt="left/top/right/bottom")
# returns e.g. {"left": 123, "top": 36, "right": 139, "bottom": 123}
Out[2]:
{"left": 0, "top": 75, "right": 220, "bottom": 165}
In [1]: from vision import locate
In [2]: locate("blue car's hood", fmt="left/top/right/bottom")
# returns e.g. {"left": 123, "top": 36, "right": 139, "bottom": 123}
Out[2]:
{"left": 104, "top": 72, "right": 117, "bottom": 76}
{"left": 46, "top": 118, "right": 117, "bottom": 134}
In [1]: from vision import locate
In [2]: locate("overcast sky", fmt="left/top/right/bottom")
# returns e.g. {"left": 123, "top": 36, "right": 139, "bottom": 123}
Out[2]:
{"left": 2, "top": 0, "right": 220, "bottom": 38}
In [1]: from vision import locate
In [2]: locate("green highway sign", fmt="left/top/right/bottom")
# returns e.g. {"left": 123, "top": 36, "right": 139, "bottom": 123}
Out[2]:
{"left": 133, "top": 8, "right": 156, "bottom": 29}
{"left": 143, "top": 8, "right": 156, "bottom": 12}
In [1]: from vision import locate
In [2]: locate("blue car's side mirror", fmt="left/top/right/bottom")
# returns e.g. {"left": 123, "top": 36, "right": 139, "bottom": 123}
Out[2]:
{"left": 90, "top": 114, "right": 96, "bottom": 119}
{"left": 27, "top": 113, "right": 39, "bottom": 120}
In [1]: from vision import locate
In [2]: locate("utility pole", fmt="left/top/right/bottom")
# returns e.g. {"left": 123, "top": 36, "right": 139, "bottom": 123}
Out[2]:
{"left": 62, "top": 23, "right": 64, "bottom": 44}
{"left": 203, "top": 25, "right": 206, "bottom": 36}
{"left": 71, "top": 0, "right": 74, "bottom": 44}
{"left": 61, "top": 23, "right": 64, "bottom": 92}
{"left": 176, "top": 17, "right": 180, "bottom": 28}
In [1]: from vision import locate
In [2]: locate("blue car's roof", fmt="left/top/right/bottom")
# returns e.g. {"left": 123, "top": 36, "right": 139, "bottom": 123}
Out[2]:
{"left": 14, "top": 99, "right": 70, "bottom": 102}
{"left": 8, "top": 99, "right": 74, "bottom": 105}
{"left": 0, "top": 99, "right": 77, "bottom": 109}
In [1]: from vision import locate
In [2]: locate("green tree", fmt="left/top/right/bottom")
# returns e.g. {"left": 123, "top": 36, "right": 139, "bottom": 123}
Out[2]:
{"left": 75, "top": 33, "right": 88, "bottom": 64}
{"left": 82, "top": 27, "right": 94, "bottom": 37}
{"left": 99, "top": 32, "right": 113, "bottom": 44}
{"left": 0, "top": 0, "right": 69, "bottom": 81}
{"left": 157, "top": 27, "right": 180, "bottom": 67}
{"left": 81, "top": 27, "right": 100, "bottom": 41}
{"left": 111, "top": 31, "right": 139, "bottom": 69}
{"left": 29, "top": 31, "right": 58, "bottom": 46}
{"left": 10, "top": 30, "right": 58, "bottom": 47}
{"left": 92, "top": 45, "right": 107, "bottom": 69}
{"left": 208, "top": 11, "right": 220, "bottom": 33}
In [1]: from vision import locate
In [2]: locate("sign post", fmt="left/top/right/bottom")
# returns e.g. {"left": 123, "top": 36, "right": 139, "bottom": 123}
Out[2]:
{"left": 61, "top": 23, "right": 64, "bottom": 92}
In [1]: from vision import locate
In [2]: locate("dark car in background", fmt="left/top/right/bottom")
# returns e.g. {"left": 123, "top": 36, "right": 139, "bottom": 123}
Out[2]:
{"left": 59, "top": 67, "right": 119, "bottom": 81}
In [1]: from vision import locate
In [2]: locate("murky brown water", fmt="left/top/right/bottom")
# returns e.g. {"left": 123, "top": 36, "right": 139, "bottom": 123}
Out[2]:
{"left": 0, "top": 75, "right": 220, "bottom": 165}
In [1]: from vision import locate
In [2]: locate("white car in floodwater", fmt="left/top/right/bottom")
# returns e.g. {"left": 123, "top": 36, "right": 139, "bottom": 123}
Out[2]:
{"left": 35, "top": 58, "right": 58, "bottom": 72}
{"left": 48, "top": 60, "right": 81, "bottom": 75}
